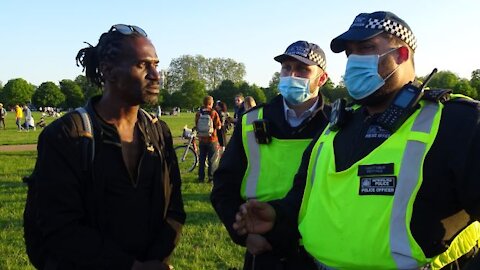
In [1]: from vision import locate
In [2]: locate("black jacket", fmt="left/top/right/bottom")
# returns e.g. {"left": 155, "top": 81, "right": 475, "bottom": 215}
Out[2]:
{"left": 34, "top": 97, "right": 186, "bottom": 269}
{"left": 269, "top": 97, "right": 480, "bottom": 267}
{"left": 211, "top": 95, "right": 330, "bottom": 265}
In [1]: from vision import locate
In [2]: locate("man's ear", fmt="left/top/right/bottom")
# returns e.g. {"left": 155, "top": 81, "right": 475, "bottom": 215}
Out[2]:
{"left": 397, "top": 46, "right": 410, "bottom": 63}
{"left": 317, "top": 71, "right": 328, "bottom": 87}
{"left": 100, "top": 62, "right": 116, "bottom": 82}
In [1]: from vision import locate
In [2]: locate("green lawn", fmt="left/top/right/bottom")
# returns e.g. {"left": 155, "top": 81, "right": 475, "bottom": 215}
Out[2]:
{"left": 0, "top": 111, "right": 199, "bottom": 145}
{"left": 0, "top": 112, "right": 244, "bottom": 270}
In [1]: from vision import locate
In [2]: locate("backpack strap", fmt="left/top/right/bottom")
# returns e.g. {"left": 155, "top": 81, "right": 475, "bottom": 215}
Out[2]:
{"left": 139, "top": 108, "right": 165, "bottom": 153}
{"left": 140, "top": 108, "right": 172, "bottom": 218}
{"left": 73, "top": 107, "right": 95, "bottom": 172}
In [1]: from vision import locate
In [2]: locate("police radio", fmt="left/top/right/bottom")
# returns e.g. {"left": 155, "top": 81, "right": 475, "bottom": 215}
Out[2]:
{"left": 376, "top": 68, "right": 438, "bottom": 133}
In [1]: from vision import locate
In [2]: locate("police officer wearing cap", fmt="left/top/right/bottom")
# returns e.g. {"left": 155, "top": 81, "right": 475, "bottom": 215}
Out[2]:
{"left": 232, "top": 11, "right": 480, "bottom": 270}
{"left": 211, "top": 40, "right": 330, "bottom": 270}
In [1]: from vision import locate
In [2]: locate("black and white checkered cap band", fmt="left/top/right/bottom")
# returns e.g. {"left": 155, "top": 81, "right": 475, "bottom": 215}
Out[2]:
{"left": 365, "top": 18, "right": 417, "bottom": 51}
{"left": 307, "top": 51, "right": 327, "bottom": 70}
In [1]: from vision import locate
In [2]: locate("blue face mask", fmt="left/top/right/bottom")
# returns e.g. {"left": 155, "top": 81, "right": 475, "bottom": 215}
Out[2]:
{"left": 278, "top": 76, "right": 316, "bottom": 105}
{"left": 344, "top": 48, "right": 399, "bottom": 100}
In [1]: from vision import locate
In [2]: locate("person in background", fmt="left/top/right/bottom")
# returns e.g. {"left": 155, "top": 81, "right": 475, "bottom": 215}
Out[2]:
{"left": 212, "top": 40, "right": 330, "bottom": 270}
{"left": 195, "top": 95, "right": 222, "bottom": 183}
{"left": 23, "top": 105, "right": 34, "bottom": 131}
{"left": 157, "top": 105, "right": 162, "bottom": 118}
{"left": 243, "top": 96, "right": 257, "bottom": 111}
{"left": 233, "top": 94, "right": 245, "bottom": 124}
{"left": 215, "top": 101, "right": 230, "bottom": 150}
{"left": 233, "top": 11, "right": 480, "bottom": 270}
{"left": 15, "top": 104, "right": 24, "bottom": 131}
{"left": 0, "top": 103, "right": 6, "bottom": 130}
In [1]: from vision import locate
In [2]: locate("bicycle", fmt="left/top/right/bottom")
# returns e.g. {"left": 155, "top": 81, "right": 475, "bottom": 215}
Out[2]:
{"left": 174, "top": 126, "right": 199, "bottom": 174}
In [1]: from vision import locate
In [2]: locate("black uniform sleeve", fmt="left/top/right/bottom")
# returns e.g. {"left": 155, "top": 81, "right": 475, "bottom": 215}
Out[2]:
{"left": 265, "top": 132, "right": 321, "bottom": 252}
{"left": 211, "top": 115, "right": 248, "bottom": 246}
{"left": 35, "top": 119, "right": 135, "bottom": 269}
{"left": 146, "top": 121, "right": 186, "bottom": 261}
{"left": 455, "top": 102, "right": 480, "bottom": 218}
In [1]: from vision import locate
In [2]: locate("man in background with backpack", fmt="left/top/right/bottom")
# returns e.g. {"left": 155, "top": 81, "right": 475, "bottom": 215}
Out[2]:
{"left": 195, "top": 95, "right": 221, "bottom": 183}
{"left": 24, "top": 24, "right": 185, "bottom": 270}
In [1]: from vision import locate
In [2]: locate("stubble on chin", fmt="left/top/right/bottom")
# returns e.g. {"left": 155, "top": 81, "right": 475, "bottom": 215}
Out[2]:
{"left": 142, "top": 93, "right": 159, "bottom": 105}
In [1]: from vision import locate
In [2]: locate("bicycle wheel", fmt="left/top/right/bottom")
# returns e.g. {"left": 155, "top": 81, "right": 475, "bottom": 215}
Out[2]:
{"left": 174, "top": 145, "right": 198, "bottom": 174}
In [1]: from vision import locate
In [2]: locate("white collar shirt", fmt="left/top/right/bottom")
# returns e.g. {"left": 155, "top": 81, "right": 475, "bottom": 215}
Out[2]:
{"left": 283, "top": 96, "right": 320, "bottom": 128}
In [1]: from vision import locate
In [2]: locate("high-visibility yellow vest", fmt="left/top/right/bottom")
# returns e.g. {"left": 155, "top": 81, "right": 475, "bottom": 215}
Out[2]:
{"left": 299, "top": 99, "right": 480, "bottom": 270}
{"left": 240, "top": 108, "right": 311, "bottom": 201}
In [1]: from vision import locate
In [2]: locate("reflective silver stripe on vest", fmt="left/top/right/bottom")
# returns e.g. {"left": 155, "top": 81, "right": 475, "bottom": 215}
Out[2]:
{"left": 310, "top": 143, "right": 323, "bottom": 187}
{"left": 244, "top": 109, "right": 261, "bottom": 199}
{"left": 390, "top": 102, "right": 439, "bottom": 269}
{"left": 310, "top": 128, "right": 329, "bottom": 187}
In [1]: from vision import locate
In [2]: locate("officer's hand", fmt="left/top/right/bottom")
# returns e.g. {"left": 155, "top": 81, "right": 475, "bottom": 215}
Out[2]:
{"left": 246, "top": 234, "right": 272, "bottom": 255}
{"left": 233, "top": 199, "right": 276, "bottom": 235}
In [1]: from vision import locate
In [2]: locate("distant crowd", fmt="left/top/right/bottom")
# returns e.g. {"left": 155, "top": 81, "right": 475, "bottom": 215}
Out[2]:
{"left": 0, "top": 103, "right": 60, "bottom": 131}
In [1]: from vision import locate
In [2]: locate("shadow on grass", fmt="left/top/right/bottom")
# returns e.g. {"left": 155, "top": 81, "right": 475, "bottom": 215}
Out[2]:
{"left": 0, "top": 217, "right": 24, "bottom": 230}
{"left": 0, "top": 151, "right": 37, "bottom": 157}
{"left": 0, "top": 168, "right": 34, "bottom": 179}
{"left": 0, "top": 181, "right": 27, "bottom": 195}
{"left": 182, "top": 192, "right": 210, "bottom": 202}
{"left": 185, "top": 210, "right": 220, "bottom": 226}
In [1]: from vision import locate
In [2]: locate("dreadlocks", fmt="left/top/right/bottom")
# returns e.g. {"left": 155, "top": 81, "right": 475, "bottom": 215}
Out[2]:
{"left": 75, "top": 31, "right": 144, "bottom": 88}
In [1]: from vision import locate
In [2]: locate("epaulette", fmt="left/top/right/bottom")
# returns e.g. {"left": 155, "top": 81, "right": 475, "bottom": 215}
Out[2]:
{"left": 422, "top": 89, "right": 452, "bottom": 103}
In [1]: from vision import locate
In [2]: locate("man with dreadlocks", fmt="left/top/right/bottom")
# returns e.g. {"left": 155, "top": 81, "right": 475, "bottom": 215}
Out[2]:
{"left": 25, "top": 24, "right": 185, "bottom": 270}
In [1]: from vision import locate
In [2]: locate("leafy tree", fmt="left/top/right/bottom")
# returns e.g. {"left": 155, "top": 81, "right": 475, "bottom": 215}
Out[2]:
{"left": 320, "top": 78, "right": 336, "bottom": 103}
{"left": 262, "top": 87, "right": 279, "bottom": 102}
{"left": 75, "top": 75, "right": 102, "bottom": 99}
{"left": 181, "top": 80, "right": 207, "bottom": 109}
{"left": 206, "top": 58, "right": 246, "bottom": 90}
{"left": 427, "top": 71, "right": 459, "bottom": 89}
{"left": 60, "top": 79, "right": 85, "bottom": 109}
{"left": 0, "top": 81, "right": 3, "bottom": 103}
{"left": 167, "top": 55, "right": 246, "bottom": 92}
{"left": 169, "top": 91, "right": 186, "bottom": 111}
{"left": 159, "top": 88, "right": 172, "bottom": 108}
{"left": 264, "top": 72, "right": 280, "bottom": 101}
{"left": 240, "top": 82, "right": 266, "bottom": 105}
{"left": 32, "top": 81, "right": 65, "bottom": 108}
{"left": 210, "top": 80, "right": 238, "bottom": 108}
{"left": 167, "top": 55, "right": 206, "bottom": 92}
{"left": 470, "top": 69, "right": 480, "bottom": 98}
{"left": 2, "top": 78, "right": 35, "bottom": 107}
{"left": 453, "top": 79, "right": 477, "bottom": 99}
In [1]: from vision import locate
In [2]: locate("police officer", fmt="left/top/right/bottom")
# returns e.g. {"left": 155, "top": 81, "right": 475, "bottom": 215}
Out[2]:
{"left": 211, "top": 41, "right": 330, "bottom": 269}
{"left": 233, "top": 11, "right": 480, "bottom": 270}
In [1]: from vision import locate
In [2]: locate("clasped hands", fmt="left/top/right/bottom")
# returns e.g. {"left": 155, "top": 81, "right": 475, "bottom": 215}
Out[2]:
{"left": 233, "top": 200, "right": 277, "bottom": 255}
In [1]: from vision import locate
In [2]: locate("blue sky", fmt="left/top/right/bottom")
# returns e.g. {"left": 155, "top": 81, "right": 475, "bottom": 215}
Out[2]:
{"left": 1, "top": 0, "right": 479, "bottom": 88}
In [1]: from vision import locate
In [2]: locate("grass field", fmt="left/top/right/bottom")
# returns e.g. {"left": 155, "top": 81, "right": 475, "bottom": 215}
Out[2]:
{"left": 0, "top": 111, "right": 200, "bottom": 145}
{"left": 0, "top": 111, "right": 244, "bottom": 270}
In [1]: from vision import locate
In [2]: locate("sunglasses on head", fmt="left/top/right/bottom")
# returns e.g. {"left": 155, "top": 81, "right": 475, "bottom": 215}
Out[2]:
{"left": 109, "top": 24, "right": 147, "bottom": 37}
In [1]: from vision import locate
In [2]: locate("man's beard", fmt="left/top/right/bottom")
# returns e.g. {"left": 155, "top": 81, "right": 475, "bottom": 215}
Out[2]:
{"left": 357, "top": 59, "right": 401, "bottom": 107}
{"left": 356, "top": 87, "right": 394, "bottom": 107}
{"left": 142, "top": 92, "right": 159, "bottom": 105}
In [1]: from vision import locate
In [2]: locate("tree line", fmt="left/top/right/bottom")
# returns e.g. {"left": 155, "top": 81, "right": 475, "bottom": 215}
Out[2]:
{"left": 1, "top": 54, "right": 479, "bottom": 111}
